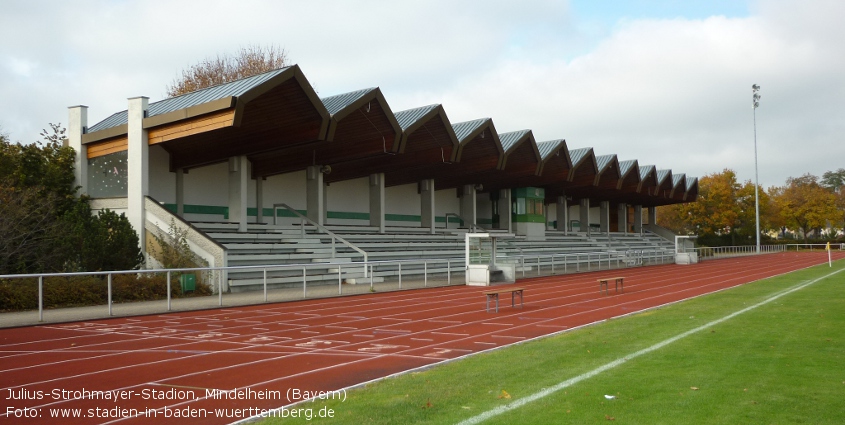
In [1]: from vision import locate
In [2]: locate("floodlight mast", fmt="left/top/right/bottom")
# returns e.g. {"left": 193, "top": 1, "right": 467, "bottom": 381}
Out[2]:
{"left": 752, "top": 84, "right": 761, "bottom": 253}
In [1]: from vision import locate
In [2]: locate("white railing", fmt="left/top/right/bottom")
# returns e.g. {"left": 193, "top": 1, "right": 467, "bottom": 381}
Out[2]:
{"left": 786, "top": 243, "right": 844, "bottom": 251}
{"left": 692, "top": 244, "right": 786, "bottom": 260}
{"left": 0, "top": 248, "right": 674, "bottom": 326}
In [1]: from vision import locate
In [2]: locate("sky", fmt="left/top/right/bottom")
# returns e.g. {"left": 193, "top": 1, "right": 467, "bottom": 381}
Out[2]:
{"left": 1, "top": 0, "right": 843, "bottom": 189}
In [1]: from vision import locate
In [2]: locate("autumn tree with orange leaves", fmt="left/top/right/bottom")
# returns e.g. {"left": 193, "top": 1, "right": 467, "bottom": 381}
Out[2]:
{"left": 659, "top": 169, "right": 771, "bottom": 245}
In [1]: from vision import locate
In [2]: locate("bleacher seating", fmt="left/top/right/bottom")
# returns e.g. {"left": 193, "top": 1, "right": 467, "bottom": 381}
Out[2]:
{"left": 191, "top": 221, "right": 675, "bottom": 292}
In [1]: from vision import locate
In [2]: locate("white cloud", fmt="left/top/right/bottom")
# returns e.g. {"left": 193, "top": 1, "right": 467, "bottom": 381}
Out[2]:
{"left": 1, "top": 0, "right": 843, "bottom": 188}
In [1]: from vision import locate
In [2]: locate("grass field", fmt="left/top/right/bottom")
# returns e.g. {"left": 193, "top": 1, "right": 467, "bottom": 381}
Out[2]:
{"left": 262, "top": 260, "right": 845, "bottom": 424}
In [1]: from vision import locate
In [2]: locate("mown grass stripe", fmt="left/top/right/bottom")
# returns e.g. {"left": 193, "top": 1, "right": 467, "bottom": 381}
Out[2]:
{"left": 455, "top": 267, "right": 845, "bottom": 425}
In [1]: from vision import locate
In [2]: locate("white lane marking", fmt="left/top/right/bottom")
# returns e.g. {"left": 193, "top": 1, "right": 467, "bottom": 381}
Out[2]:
{"left": 455, "top": 267, "right": 844, "bottom": 425}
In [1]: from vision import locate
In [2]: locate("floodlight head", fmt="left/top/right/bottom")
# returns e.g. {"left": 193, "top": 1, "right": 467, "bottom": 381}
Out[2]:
{"left": 752, "top": 84, "right": 760, "bottom": 90}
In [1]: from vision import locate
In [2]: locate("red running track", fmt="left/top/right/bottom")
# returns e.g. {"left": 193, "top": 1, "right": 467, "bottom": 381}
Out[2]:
{"left": 1, "top": 252, "right": 842, "bottom": 424}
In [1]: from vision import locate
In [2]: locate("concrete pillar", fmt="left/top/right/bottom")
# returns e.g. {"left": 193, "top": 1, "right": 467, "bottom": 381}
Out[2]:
{"left": 600, "top": 201, "right": 610, "bottom": 234}
{"left": 556, "top": 196, "right": 568, "bottom": 234}
{"left": 127, "top": 97, "right": 149, "bottom": 254}
{"left": 175, "top": 168, "right": 184, "bottom": 217}
{"left": 420, "top": 179, "right": 435, "bottom": 233}
{"left": 648, "top": 206, "right": 657, "bottom": 225}
{"left": 306, "top": 165, "right": 325, "bottom": 226}
{"left": 256, "top": 178, "right": 264, "bottom": 224}
{"left": 68, "top": 105, "right": 88, "bottom": 195}
{"left": 618, "top": 203, "right": 628, "bottom": 234}
{"left": 498, "top": 189, "right": 512, "bottom": 233}
{"left": 634, "top": 205, "right": 643, "bottom": 233}
{"left": 369, "top": 173, "right": 385, "bottom": 233}
{"left": 228, "top": 156, "right": 249, "bottom": 232}
{"left": 579, "top": 198, "right": 590, "bottom": 235}
{"left": 460, "top": 184, "right": 477, "bottom": 226}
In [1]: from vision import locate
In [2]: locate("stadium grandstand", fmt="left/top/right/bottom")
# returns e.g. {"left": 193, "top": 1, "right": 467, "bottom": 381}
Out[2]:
{"left": 68, "top": 65, "right": 698, "bottom": 292}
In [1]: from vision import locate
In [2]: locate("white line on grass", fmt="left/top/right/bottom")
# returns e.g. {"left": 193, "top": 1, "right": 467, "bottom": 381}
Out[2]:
{"left": 455, "top": 267, "right": 844, "bottom": 425}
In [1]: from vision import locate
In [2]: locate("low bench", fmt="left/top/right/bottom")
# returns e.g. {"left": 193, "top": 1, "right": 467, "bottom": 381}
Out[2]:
{"left": 598, "top": 277, "right": 624, "bottom": 295}
{"left": 482, "top": 287, "right": 525, "bottom": 313}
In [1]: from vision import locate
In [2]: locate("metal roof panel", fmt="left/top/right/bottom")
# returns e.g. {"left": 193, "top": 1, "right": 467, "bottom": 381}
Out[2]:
{"left": 452, "top": 118, "right": 489, "bottom": 142}
{"left": 537, "top": 139, "right": 565, "bottom": 159}
{"left": 596, "top": 154, "right": 616, "bottom": 172}
{"left": 498, "top": 130, "right": 531, "bottom": 152}
{"left": 321, "top": 87, "right": 376, "bottom": 116}
{"left": 569, "top": 147, "right": 592, "bottom": 167}
{"left": 394, "top": 104, "right": 439, "bottom": 131}
{"left": 618, "top": 159, "right": 637, "bottom": 176}
{"left": 87, "top": 67, "right": 292, "bottom": 133}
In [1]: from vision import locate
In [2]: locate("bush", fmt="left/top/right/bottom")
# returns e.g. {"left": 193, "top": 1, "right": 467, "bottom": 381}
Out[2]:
{"left": 0, "top": 272, "right": 213, "bottom": 312}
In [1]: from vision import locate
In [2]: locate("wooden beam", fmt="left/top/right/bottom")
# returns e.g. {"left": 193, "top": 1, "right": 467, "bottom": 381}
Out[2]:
{"left": 148, "top": 109, "right": 235, "bottom": 145}
{"left": 86, "top": 137, "right": 128, "bottom": 159}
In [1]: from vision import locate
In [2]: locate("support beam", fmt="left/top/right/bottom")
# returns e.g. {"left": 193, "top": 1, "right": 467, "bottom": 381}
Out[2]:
{"left": 498, "top": 189, "right": 512, "bottom": 233}
{"left": 600, "top": 201, "right": 610, "bottom": 234}
{"left": 556, "top": 196, "right": 568, "bottom": 234}
{"left": 127, "top": 97, "right": 149, "bottom": 256}
{"left": 460, "top": 184, "right": 477, "bottom": 227}
{"left": 579, "top": 198, "right": 590, "bottom": 235}
{"left": 369, "top": 173, "right": 385, "bottom": 233}
{"left": 256, "top": 178, "right": 264, "bottom": 224}
{"left": 228, "top": 156, "right": 249, "bottom": 232}
{"left": 306, "top": 165, "right": 325, "bottom": 226}
{"left": 175, "top": 168, "right": 184, "bottom": 217}
{"left": 618, "top": 203, "right": 628, "bottom": 234}
{"left": 420, "top": 179, "right": 435, "bottom": 234}
{"left": 648, "top": 206, "right": 657, "bottom": 225}
{"left": 634, "top": 205, "right": 643, "bottom": 234}
{"left": 68, "top": 105, "right": 88, "bottom": 195}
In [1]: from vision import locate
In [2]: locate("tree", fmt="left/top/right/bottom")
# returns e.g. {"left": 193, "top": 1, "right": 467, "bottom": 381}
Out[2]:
{"left": 658, "top": 169, "right": 772, "bottom": 245}
{"left": 820, "top": 168, "right": 845, "bottom": 235}
{"left": 166, "top": 45, "right": 289, "bottom": 97}
{"left": 820, "top": 168, "right": 845, "bottom": 192}
{"left": 0, "top": 125, "right": 143, "bottom": 274}
{"left": 771, "top": 174, "right": 839, "bottom": 243}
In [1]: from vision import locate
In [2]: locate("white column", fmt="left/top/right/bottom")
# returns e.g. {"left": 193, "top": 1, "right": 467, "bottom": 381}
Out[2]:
{"left": 634, "top": 205, "right": 643, "bottom": 234}
{"left": 555, "top": 196, "right": 569, "bottom": 234}
{"left": 648, "top": 206, "right": 657, "bottom": 225}
{"left": 579, "top": 198, "right": 590, "bottom": 235}
{"left": 600, "top": 201, "right": 610, "bottom": 234}
{"left": 127, "top": 97, "right": 149, "bottom": 254}
{"left": 68, "top": 105, "right": 88, "bottom": 195}
{"left": 228, "top": 156, "right": 249, "bottom": 232}
{"left": 498, "top": 189, "right": 512, "bottom": 233}
{"left": 420, "top": 179, "right": 435, "bottom": 233}
{"left": 175, "top": 168, "right": 184, "bottom": 217}
{"left": 306, "top": 165, "right": 325, "bottom": 226}
{"left": 460, "top": 184, "right": 477, "bottom": 226}
{"left": 369, "top": 173, "right": 385, "bottom": 233}
{"left": 256, "top": 178, "right": 264, "bottom": 224}
{"left": 618, "top": 203, "right": 628, "bottom": 234}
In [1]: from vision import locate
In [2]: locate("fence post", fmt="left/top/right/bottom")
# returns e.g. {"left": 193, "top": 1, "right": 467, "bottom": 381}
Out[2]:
{"left": 338, "top": 265, "right": 342, "bottom": 295}
{"left": 263, "top": 268, "right": 268, "bottom": 302}
{"left": 447, "top": 260, "right": 451, "bottom": 285}
{"left": 303, "top": 267, "right": 307, "bottom": 298}
{"left": 108, "top": 273, "right": 113, "bottom": 316}
{"left": 398, "top": 262, "right": 402, "bottom": 289}
{"left": 424, "top": 261, "right": 428, "bottom": 287}
{"left": 38, "top": 275, "right": 43, "bottom": 322}
{"left": 218, "top": 271, "right": 223, "bottom": 306}
{"left": 167, "top": 270, "right": 171, "bottom": 311}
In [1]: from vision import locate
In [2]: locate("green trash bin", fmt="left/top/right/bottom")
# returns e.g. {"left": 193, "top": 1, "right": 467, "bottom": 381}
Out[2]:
{"left": 179, "top": 274, "right": 196, "bottom": 293}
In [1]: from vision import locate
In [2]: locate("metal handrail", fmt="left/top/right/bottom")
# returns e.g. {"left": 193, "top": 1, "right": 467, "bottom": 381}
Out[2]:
{"left": 271, "top": 203, "right": 368, "bottom": 276}
{"left": 444, "top": 212, "right": 489, "bottom": 232}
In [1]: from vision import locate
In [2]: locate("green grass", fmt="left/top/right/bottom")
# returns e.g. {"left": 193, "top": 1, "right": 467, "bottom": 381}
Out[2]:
{"left": 263, "top": 261, "right": 845, "bottom": 424}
